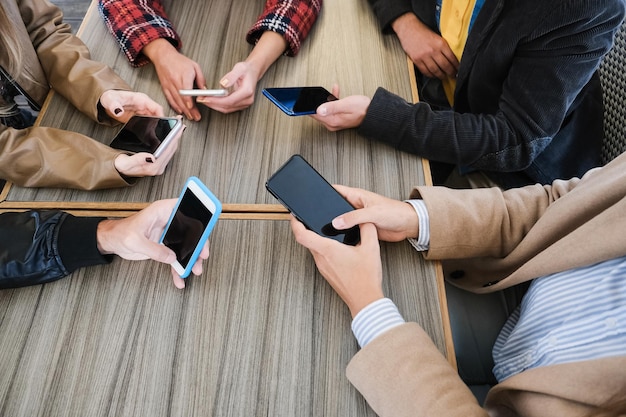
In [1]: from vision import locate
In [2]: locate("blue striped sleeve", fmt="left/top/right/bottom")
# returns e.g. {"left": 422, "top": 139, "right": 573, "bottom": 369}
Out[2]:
{"left": 352, "top": 298, "right": 406, "bottom": 348}
{"left": 405, "top": 199, "right": 430, "bottom": 251}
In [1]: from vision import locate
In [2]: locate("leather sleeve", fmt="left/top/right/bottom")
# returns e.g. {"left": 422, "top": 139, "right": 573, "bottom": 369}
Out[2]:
{"left": 19, "top": 0, "right": 131, "bottom": 122}
{"left": 0, "top": 211, "right": 109, "bottom": 289}
{"left": 0, "top": 124, "right": 132, "bottom": 190}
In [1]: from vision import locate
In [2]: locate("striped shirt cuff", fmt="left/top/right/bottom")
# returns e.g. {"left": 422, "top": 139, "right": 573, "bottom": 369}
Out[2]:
{"left": 352, "top": 298, "right": 406, "bottom": 348}
{"left": 405, "top": 199, "right": 430, "bottom": 251}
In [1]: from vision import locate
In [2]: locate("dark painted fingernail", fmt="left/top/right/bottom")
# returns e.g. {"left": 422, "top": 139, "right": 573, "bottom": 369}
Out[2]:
{"left": 145, "top": 157, "right": 153, "bottom": 163}
{"left": 114, "top": 108, "right": 122, "bottom": 115}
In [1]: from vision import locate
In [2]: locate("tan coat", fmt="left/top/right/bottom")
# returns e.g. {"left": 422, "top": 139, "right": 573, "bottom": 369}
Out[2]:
{"left": 347, "top": 152, "right": 626, "bottom": 417}
{"left": 0, "top": 0, "right": 133, "bottom": 189}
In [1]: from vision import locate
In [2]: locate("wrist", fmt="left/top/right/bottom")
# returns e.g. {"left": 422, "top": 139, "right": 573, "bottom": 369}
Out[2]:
{"left": 142, "top": 38, "right": 178, "bottom": 62}
{"left": 391, "top": 12, "right": 418, "bottom": 36}
{"left": 348, "top": 290, "right": 385, "bottom": 318}
{"left": 245, "top": 31, "right": 287, "bottom": 80}
{"left": 96, "top": 219, "right": 117, "bottom": 255}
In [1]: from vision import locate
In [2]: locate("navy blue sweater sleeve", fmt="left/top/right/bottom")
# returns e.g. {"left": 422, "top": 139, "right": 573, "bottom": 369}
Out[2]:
{"left": 0, "top": 211, "right": 111, "bottom": 289}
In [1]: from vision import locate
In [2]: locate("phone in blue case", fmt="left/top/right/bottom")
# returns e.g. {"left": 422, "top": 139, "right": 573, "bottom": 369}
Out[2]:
{"left": 160, "top": 177, "right": 222, "bottom": 278}
{"left": 262, "top": 86, "right": 337, "bottom": 116}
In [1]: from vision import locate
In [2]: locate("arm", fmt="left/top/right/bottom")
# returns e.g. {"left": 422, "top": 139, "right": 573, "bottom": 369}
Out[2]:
{"left": 358, "top": 2, "right": 625, "bottom": 173}
{"left": 98, "top": 0, "right": 204, "bottom": 121}
{"left": 0, "top": 210, "right": 109, "bottom": 289}
{"left": 246, "top": 0, "right": 322, "bottom": 57}
{"left": 366, "top": 0, "right": 414, "bottom": 33}
{"left": 199, "top": 0, "right": 322, "bottom": 113}
{"left": 98, "top": 0, "right": 181, "bottom": 67}
{"left": 0, "top": 124, "right": 182, "bottom": 190}
{"left": 0, "top": 200, "right": 209, "bottom": 290}
{"left": 290, "top": 217, "right": 485, "bottom": 417}
{"left": 21, "top": 0, "right": 132, "bottom": 122}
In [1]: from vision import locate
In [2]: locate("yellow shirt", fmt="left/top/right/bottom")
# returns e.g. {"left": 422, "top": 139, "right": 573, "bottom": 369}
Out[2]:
{"left": 438, "top": 0, "right": 478, "bottom": 105}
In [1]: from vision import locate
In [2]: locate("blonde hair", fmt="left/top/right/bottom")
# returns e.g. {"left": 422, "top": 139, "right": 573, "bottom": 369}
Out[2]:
{"left": 0, "top": 3, "right": 24, "bottom": 77}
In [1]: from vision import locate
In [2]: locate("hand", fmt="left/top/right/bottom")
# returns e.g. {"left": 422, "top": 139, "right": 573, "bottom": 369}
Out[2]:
{"left": 198, "top": 31, "right": 287, "bottom": 114}
{"left": 114, "top": 119, "right": 184, "bottom": 177}
{"left": 96, "top": 199, "right": 210, "bottom": 289}
{"left": 311, "top": 85, "right": 371, "bottom": 131}
{"left": 331, "top": 185, "right": 419, "bottom": 242}
{"left": 143, "top": 39, "right": 206, "bottom": 121}
{"left": 100, "top": 90, "right": 164, "bottom": 123}
{"left": 197, "top": 61, "right": 258, "bottom": 113}
{"left": 392, "top": 12, "right": 459, "bottom": 79}
{"left": 290, "top": 217, "right": 384, "bottom": 317}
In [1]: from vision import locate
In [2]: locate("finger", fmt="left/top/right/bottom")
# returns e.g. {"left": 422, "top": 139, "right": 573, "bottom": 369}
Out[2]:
{"left": 219, "top": 65, "right": 245, "bottom": 89}
{"left": 193, "top": 63, "right": 207, "bottom": 93}
{"left": 171, "top": 268, "right": 186, "bottom": 289}
{"left": 163, "top": 86, "right": 186, "bottom": 116}
{"left": 331, "top": 84, "right": 340, "bottom": 98}
{"left": 142, "top": 240, "right": 177, "bottom": 264}
{"left": 359, "top": 222, "right": 380, "bottom": 248}
{"left": 435, "top": 52, "right": 459, "bottom": 78}
{"left": 332, "top": 184, "right": 367, "bottom": 208}
{"left": 332, "top": 207, "right": 378, "bottom": 230}
{"left": 290, "top": 215, "right": 333, "bottom": 253}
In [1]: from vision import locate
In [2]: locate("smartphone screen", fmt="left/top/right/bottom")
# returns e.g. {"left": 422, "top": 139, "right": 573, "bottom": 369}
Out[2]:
{"left": 161, "top": 177, "right": 222, "bottom": 277}
{"left": 262, "top": 87, "right": 337, "bottom": 116}
{"left": 109, "top": 115, "right": 181, "bottom": 157}
{"left": 266, "top": 155, "right": 360, "bottom": 245}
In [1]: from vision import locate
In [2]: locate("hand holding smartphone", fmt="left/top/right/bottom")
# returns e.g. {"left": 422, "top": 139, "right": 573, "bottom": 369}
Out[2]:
{"left": 109, "top": 115, "right": 182, "bottom": 158}
{"left": 262, "top": 87, "right": 338, "bottom": 116}
{"left": 160, "top": 177, "right": 222, "bottom": 278}
{"left": 266, "top": 155, "right": 360, "bottom": 245}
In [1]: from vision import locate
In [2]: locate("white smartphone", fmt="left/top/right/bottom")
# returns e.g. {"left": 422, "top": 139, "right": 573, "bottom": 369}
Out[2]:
{"left": 178, "top": 89, "right": 228, "bottom": 97}
{"left": 109, "top": 115, "right": 183, "bottom": 158}
{"left": 160, "top": 177, "right": 222, "bottom": 278}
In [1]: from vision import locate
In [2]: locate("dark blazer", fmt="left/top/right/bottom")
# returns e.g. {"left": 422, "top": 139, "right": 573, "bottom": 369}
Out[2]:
{"left": 361, "top": 0, "right": 626, "bottom": 188}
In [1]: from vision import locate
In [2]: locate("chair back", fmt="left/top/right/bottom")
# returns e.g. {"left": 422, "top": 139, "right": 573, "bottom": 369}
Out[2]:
{"left": 599, "top": 19, "right": 626, "bottom": 164}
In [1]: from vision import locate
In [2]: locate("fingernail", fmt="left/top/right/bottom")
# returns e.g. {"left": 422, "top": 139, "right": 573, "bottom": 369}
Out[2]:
{"left": 114, "top": 108, "right": 122, "bottom": 115}
{"left": 318, "top": 106, "right": 327, "bottom": 116}
{"left": 332, "top": 217, "right": 345, "bottom": 229}
{"left": 145, "top": 157, "right": 153, "bottom": 163}
{"left": 220, "top": 78, "right": 229, "bottom": 87}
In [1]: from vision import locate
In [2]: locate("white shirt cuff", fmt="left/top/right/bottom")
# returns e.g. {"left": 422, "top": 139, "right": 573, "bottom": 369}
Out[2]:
{"left": 351, "top": 298, "right": 405, "bottom": 348}
{"left": 404, "top": 199, "right": 430, "bottom": 251}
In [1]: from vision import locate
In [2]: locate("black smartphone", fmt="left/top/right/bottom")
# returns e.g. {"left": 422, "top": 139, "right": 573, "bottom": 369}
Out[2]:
{"left": 262, "top": 86, "right": 338, "bottom": 116}
{"left": 266, "top": 154, "right": 360, "bottom": 245}
{"left": 109, "top": 115, "right": 182, "bottom": 158}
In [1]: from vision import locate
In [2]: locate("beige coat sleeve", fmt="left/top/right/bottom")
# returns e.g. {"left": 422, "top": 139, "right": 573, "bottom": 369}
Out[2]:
{"left": 0, "top": 125, "right": 131, "bottom": 190}
{"left": 346, "top": 323, "right": 487, "bottom": 417}
{"left": 20, "top": 0, "right": 131, "bottom": 120}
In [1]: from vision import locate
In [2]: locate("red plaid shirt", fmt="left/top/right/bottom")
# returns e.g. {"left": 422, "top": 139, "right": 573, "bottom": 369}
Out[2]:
{"left": 98, "top": 0, "right": 322, "bottom": 67}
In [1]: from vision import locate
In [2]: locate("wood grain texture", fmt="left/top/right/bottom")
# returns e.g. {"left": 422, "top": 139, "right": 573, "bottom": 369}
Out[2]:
{"left": 0, "top": 219, "right": 443, "bottom": 417}
{"left": 5, "top": 0, "right": 424, "bottom": 209}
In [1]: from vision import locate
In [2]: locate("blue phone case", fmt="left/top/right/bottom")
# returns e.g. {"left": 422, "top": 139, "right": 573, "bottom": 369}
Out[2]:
{"left": 159, "top": 176, "right": 222, "bottom": 278}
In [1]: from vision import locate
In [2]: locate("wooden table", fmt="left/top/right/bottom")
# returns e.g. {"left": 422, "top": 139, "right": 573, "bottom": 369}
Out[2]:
{"left": 0, "top": 0, "right": 454, "bottom": 416}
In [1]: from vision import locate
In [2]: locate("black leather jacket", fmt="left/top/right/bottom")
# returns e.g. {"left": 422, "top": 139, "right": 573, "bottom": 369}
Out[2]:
{"left": 0, "top": 210, "right": 110, "bottom": 289}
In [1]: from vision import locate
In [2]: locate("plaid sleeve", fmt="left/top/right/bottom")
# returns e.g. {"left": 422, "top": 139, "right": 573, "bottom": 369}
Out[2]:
{"left": 246, "top": 0, "right": 322, "bottom": 56}
{"left": 98, "top": 0, "right": 182, "bottom": 67}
